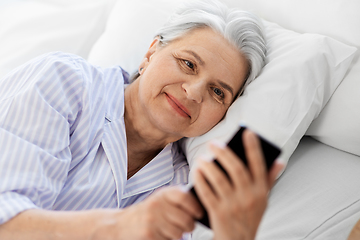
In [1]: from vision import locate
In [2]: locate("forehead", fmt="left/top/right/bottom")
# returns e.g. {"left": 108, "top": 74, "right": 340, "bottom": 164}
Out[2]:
{"left": 163, "top": 27, "right": 248, "bottom": 95}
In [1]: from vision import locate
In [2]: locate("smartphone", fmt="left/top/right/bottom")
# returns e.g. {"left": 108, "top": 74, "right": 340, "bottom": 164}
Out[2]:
{"left": 189, "top": 125, "right": 281, "bottom": 228}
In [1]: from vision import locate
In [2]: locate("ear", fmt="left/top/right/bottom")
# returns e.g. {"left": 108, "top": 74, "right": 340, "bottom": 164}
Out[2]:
{"left": 138, "top": 37, "right": 160, "bottom": 74}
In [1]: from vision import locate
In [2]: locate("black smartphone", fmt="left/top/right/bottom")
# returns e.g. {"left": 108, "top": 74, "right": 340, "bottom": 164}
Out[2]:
{"left": 189, "top": 125, "right": 281, "bottom": 228}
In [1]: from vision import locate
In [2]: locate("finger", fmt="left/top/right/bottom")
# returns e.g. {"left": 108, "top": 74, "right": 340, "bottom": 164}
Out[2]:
{"left": 149, "top": 188, "right": 196, "bottom": 239}
{"left": 193, "top": 167, "right": 218, "bottom": 211}
{"left": 157, "top": 211, "right": 188, "bottom": 240}
{"left": 157, "top": 212, "right": 190, "bottom": 239}
{"left": 137, "top": 213, "right": 168, "bottom": 240}
{"left": 267, "top": 159, "right": 285, "bottom": 189}
{"left": 164, "top": 187, "right": 203, "bottom": 219}
{"left": 243, "top": 130, "right": 267, "bottom": 185}
{"left": 150, "top": 229, "right": 169, "bottom": 240}
{"left": 208, "top": 140, "right": 251, "bottom": 191}
{"left": 195, "top": 155, "right": 233, "bottom": 198}
{"left": 162, "top": 197, "right": 196, "bottom": 233}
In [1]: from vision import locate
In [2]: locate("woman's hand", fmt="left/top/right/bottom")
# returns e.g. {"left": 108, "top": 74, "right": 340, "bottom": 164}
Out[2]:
{"left": 111, "top": 186, "right": 203, "bottom": 240}
{"left": 0, "top": 186, "right": 202, "bottom": 240}
{"left": 348, "top": 219, "right": 360, "bottom": 240}
{"left": 194, "top": 130, "right": 284, "bottom": 240}
{"left": 0, "top": 187, "right": 202, "bottom": 240}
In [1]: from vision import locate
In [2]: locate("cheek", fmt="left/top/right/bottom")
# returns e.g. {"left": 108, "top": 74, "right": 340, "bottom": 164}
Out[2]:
{"left": 198, "top": 105, "right": 227, "bottom": 130}
{"left": 209, "top": 109, "right": 226, "bottom": 125}
{"left": 141, "top": 58, "right": 181, "bottom": 89}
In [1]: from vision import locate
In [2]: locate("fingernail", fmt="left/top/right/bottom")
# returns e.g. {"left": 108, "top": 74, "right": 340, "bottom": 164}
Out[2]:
{"left": 199, "top": 154, "right": 214, "bottom": 162}
{"left": 273, "top": 158, "right": 286, "bottom": 176}
{"left": 210, "top": 139, "right": 226, "bottom": 149}
{"left": 275, "top": 157, "right": 286, "bottom": 165}
{"left": 178, "top": 184, "right": 191, "bottom": 193}
{"left": 239, "top": 120, "right": 247, "bottom": 127}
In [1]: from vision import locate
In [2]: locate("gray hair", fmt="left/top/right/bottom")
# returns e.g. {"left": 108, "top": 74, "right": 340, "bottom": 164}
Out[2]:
{"left": 134, "top": 0, "right": 266, "bottom": 97}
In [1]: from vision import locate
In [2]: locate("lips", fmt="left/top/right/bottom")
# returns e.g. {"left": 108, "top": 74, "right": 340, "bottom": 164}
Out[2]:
{"left": 165, "top": 93, "right": 191, "bottom": 118}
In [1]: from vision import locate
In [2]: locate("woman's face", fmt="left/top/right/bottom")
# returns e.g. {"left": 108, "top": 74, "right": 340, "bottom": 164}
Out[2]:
{"left": 137, "top": 27, "right": 248, "bottom": 138}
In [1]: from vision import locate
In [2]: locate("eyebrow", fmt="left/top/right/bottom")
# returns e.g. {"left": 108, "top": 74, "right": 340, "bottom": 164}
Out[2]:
{"left": 183, "top": 50, "right": 205, "bottom": 65}
{"left": 218, "top": 80, "right": 234, "bottom": 97}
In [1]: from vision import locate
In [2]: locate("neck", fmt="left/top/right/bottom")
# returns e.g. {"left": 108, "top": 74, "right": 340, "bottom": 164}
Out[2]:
{"left": 124, "top": 81, "right": 180, "bottom": 179}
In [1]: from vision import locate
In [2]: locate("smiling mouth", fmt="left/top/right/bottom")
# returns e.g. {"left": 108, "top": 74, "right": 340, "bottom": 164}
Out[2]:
{"left": 165, "top": 93, "right": 191, "bottom": 118}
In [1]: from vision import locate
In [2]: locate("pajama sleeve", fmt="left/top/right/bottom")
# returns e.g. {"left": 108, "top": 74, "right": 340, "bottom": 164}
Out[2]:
{"left": 0, "top": 52, "right": 90, "bottom": 225}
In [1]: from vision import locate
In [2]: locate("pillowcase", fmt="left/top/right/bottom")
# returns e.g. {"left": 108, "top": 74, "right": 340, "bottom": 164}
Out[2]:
{"left": 0, "top": 0, "right": 116, "bottom": 79}
{"left": 182, "top": 20, "right": 356, "bottom": 168}
{"left": 88, "top": 0, "right": 356, "bottom": 167}
{"left": 88, "top": 0, "right": 184, "bottom": 73}
{"left": 220, "top": 0, "right": 360, "bottom": 157}
{"left": 305, "top": 63, "right": 360, "bottom": 156}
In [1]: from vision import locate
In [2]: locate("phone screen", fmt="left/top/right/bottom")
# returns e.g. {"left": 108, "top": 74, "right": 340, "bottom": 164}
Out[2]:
{"left": 189, "top": 126, "right": 281, "bottom": 228}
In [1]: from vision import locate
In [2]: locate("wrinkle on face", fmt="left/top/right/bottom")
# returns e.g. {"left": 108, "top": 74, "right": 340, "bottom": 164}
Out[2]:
{"left": 130, "top": 27, "right": 249, "bottom": 140}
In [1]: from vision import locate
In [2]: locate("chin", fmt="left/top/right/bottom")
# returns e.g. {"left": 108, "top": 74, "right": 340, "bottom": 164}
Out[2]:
{"left": 150, "top": 111, "right": 216, "bottom": 138}
{"left": 180, "top": 125, "right": 214, "bottom": 138}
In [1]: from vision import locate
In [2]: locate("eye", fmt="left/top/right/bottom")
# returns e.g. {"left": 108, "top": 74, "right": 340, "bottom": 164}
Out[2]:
{"left": 211, "top": 87, "right": 225, "bottom": 101}
{"left": 177, "top": 58, "right": 197, "bottom": 74}
{"left": 184, "top": 60, "right": 194, "bottom": 70}
{"left": 213, "top": 88, "right": 223, "bottom": 96}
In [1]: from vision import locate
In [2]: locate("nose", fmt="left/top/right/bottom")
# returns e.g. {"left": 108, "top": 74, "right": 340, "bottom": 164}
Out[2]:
{"left": 182, "top": 80, "right": 205, "bottom": 103}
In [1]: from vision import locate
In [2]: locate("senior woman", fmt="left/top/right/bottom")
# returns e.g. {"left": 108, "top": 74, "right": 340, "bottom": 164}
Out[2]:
{"left": 0, "top": 0, "right": 283, "bottom": 239}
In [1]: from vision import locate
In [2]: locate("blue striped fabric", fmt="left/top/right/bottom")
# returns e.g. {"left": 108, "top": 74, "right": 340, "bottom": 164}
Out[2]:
{"left": 0, "top": 52, "right": 190, "bottom": 235}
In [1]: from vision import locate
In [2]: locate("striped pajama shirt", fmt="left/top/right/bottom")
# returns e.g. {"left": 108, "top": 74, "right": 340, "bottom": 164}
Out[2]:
{"left": 0, "top": 52, "right": 190, "bottom": 238}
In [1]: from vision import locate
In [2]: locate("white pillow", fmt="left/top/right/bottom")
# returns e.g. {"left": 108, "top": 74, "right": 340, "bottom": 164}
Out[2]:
{"left": 88, "top": 0, "right": 184, "bottom": 73}
{"left": 88, "top": 0, "right": 356, "bottom": 166}
{"left": 220, "top": 0, "right": 360, "bottom": 157}
{"left": 305, "top": 63, "right": 360, "bottom": 156}
{"left": 0, "top": 0, "right": 116, "bottom": 79}
{"left": 182, "top": 20, "right": 356, "bottom": 168}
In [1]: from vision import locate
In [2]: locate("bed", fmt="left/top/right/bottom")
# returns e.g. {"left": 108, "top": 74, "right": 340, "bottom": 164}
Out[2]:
{"left": 1, "top": 0, "right": 359, "bottom": 239}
